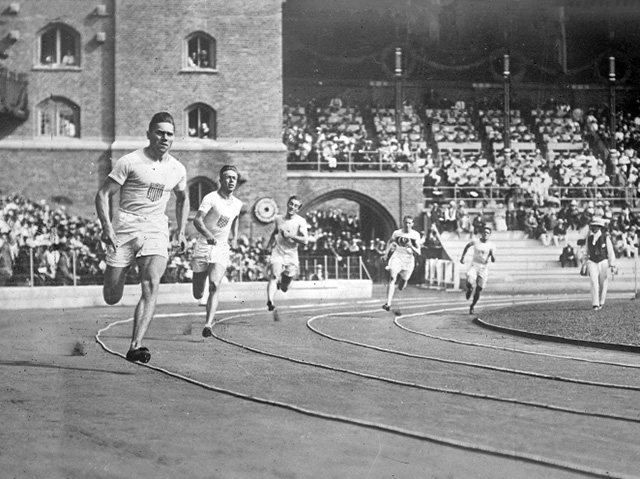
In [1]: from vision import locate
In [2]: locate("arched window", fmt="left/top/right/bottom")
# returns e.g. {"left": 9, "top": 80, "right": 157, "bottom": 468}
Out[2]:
{"left": 189, "top": 176, "right": 217, "bottom": 211}
{"left": 187, "top": 103, "right": 217, "bottom": 139}
{"left": 38, "top": 24, "right": 80, "bottom": 67}
{"left": 185, "top": 32, "right": 216, "bottom": 69}
{"left": 36, "top": 97, "right": 80, "bottom": 138}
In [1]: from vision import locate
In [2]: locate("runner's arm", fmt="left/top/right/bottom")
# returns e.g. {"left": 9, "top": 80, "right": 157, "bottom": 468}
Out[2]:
{"left": 193, "top": 211, "right": 216, "bottom": 244}
{"left": 460, "top": 241, "right": 473, "bottom": 263}
{"left": 282, "top": 222, "right": 309, "bottom": 246}
{"left": 266, "top": 222, "right": 279, "bottom": 251}
{"left": 95, "top": 177, "right": 121, "bottom": 249}
{"left": 173, "top": 187, "right": 189, "bottom": 251}
{"left": 230, "top": 215, "right": 240, "bottom": 250}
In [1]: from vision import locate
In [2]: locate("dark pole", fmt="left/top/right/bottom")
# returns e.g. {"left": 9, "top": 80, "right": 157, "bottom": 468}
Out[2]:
{"left": 395, "top": 47, "right": 403, "bottom": 144}
{"left": 609, "top": 56, "right": 616, "bottom": 152}
{"left": 503, "top": 54, "right": 511, "bottom": 154}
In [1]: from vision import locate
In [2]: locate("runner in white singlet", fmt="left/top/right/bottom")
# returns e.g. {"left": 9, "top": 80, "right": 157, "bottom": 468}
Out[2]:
{"left": 460, "top": 225, "right": 496, "bottom": 315}
{"left": 192, "top": 165, "right": 243, "bottom": 337}
{"left": 382, "top": 215, "right": 422, "bottom": 312}
{"left": 266, "top": 196, "right": 308, "bottom": 316}
{"left": 95, "top": 112, "right": 189, "bottom": 363}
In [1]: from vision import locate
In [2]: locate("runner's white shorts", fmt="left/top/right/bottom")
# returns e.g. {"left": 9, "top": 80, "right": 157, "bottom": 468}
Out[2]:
{"left": 467, "top": 263, "right": 489, "bottom": 288}
{"left": 106, "top": 210, "right": 170, "bottom": 267}
{"left": 268, "top": 250, "right": 299, "bottom": 278}
{"left": 191, "top": 241, "right": 231, "bottom": 273}
{"left": 386, "top": 254, "right": 415, "bottom": 281}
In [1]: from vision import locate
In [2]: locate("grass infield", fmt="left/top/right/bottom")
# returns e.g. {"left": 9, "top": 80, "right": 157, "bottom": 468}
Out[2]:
{"left": 480, "top": 297, "right": 640, "bottom": 347}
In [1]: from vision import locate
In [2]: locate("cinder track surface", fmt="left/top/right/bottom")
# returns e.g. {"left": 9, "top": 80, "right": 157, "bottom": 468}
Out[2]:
{"left": 2, "top": 286, "right": 639, "bottom": 479}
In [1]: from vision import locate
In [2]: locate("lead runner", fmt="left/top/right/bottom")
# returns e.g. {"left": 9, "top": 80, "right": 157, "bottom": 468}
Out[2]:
{"left": 95, "top": 111, "right": 189, "bottom": 363}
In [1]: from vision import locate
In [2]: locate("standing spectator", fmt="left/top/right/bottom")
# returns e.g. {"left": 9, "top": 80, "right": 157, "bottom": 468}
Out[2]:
{"left": 583, "top": 217, "right": 616, "bottom": 311}
{"left": 443, "top": 200, "right": 458, "bottom": 232}
{"left": 456, "top": 200, "right": 471, "bottom": 236}
{"left": 0, "top": 221, "right": 13, "bottom": 285}
{"left": 52, "top": 240, "right": 78, "bottom": 285}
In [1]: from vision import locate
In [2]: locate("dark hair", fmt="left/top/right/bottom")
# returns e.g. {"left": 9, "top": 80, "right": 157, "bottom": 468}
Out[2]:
{"left": 148, "top": 112, "right": 175, "bottom": 131}
{"left": 219, "top": 164, "right": 238, "bottom": 177}
{"left": 288, "top": 195, "right": 301, "bottom": 205}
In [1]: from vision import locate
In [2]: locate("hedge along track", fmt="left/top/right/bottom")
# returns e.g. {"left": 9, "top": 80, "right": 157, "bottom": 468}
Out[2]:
{"left": 95, "top": 299, "right": 638, "bottom": 479}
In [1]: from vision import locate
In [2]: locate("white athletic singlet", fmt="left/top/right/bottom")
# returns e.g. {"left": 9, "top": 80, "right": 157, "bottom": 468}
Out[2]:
{"left": 109, "top": 149, "right": 187, "bottom": 217}
{"left": 470, "top": 238, "right": 496, "bottom": 266}
{"left": 388, "top": 228, "right": 422, "bottom": 264}
{"left": 195, "top": 190, "right": 243, "bottom": 245}
{"left": 271, "top": 214, "right": 308, "bottom": 265}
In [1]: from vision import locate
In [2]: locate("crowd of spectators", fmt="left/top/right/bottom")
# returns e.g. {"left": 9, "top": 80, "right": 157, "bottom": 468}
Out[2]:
{"left": 532, "top": 106, "right": 584, "bottom": 144}
{"left": 426, "top": 106, "right": 479, "bottom": 143}
{"left": 427, "top": 195, "right": 639, "bottom": 267}
{"left": 480, "top": 109, "right": 535, "bottom": 144}
{"left": 0, "top": 193, "right": 392, "bottom": 287}
{"left": 283, "top": 97, "right": 640, "bottom": 209}
{"left": 283, "top": 98, "right": 430, "bottom": 172}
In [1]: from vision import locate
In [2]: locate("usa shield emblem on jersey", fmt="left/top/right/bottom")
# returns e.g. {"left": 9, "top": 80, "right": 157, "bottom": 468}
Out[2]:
{"left": 147, "top": 182, "right": 165, "bottom": 202}
{"left": 216, "top": 215, "right": 230, "bottom": 228}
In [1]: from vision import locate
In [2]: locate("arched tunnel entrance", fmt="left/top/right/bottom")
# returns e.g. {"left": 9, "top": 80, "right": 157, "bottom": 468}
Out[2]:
{"left": 300, "top": 188, "right": 398, "bottom": 243}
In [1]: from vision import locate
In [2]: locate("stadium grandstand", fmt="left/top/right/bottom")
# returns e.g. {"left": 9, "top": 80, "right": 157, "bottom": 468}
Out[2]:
{"left": 1, "top": 0, "right": 640, "bottom": 291}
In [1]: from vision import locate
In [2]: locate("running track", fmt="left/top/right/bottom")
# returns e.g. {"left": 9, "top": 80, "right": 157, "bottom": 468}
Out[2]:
{"left": 92, "top": 291, "right": 640, "bottom": 479}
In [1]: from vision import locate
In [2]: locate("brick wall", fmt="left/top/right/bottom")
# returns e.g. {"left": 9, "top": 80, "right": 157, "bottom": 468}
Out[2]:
{"left": 114, "top": 0, "right": 282, "bottom": 140}
{"left": 0, "top": 0, "right": 286, "bottom": 238}
{"left": 0, "top": 0, "right": 115, "bottom": 140}
{"left": 0, "top": 148, "right": 109, "bottom": 218}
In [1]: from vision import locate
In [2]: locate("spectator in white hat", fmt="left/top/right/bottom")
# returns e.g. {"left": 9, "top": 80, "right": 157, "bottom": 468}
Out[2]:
{"left": 583, "top": 217, "right": 616, "bottom": 310}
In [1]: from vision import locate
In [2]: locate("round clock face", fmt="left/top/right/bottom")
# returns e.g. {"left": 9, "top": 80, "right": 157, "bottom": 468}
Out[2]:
{"left": 254, "top": 197, "right": 279, "bottom": 223}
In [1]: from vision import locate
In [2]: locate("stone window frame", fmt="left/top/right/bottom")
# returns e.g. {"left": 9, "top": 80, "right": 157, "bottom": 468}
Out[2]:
{"left": 183, "top": 31, "right": 217, "bottom": 72}
{"left": 186, "top": 103, "right": 217, "bottom": 140}
{"left": 35, "top": 96, "right": 80, "bottom": 138}
{"left": 35, "top": 23, "right": 81, "bottom": 69}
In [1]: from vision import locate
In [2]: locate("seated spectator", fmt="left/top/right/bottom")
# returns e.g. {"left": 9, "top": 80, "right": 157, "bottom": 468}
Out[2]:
{"left": 559, "top": 243, "right": 578, "bottom": 268}
{"left": 552, "top": 218, "right": 568, "bottom": 247}
{"left": 472, "top": 209, "right": 487, "bottom": 235}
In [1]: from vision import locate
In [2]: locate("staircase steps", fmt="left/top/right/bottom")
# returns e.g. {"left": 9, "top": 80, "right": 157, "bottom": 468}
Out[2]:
{"left": 438, "top": 231, "right": 639, "bottom": 293}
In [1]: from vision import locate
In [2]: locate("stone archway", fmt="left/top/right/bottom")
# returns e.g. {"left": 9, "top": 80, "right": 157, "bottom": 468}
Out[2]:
{"left": 300, "top": 188, "right": 397, "bottom": 242}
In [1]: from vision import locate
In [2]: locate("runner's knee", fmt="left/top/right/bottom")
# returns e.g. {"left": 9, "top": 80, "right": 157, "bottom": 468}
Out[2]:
{"left": 103, "top": 286, "right": 123, "bottom": 305}
{"left": 192, "top": 272, "right": 207, "bottom": 299}
{"left": 280, "top": 274, "right": 293, "bottom": 292}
